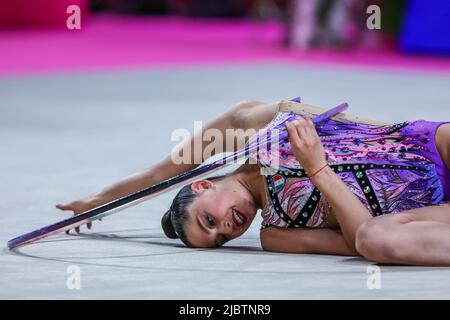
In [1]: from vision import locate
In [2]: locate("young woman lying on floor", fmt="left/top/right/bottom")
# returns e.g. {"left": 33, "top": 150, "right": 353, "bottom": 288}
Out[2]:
{"left": 57, "top": 99, "right": 450, "bottom": 266}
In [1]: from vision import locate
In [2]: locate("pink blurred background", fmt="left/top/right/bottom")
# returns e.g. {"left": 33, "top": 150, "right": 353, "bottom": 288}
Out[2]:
{"left": 1, "top": 0, "right": 449, "bottom": 76}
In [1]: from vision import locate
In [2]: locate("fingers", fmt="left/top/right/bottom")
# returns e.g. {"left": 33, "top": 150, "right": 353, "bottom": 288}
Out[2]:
{"left": 65, "top": 222, "right": 93, "bottom": 234}
{"left": 293, "top": 116, "right": 318, "bottom": 141}
{"left": 57, "top": 202, "right": 94, "bottom": 233}
{"left": 286, "top": 121, "right": 301, "bottom": 145}
{"left": 305, "top": 116, "right": 319, "bottom": 139}
{"left": 305, "top": 115, "right": 314, "bottom": 127}
{"left": 58, "top": 203, "right": 73, "bottom": 234}
{"left": 286, "top": 116, "right": 327, "bottom": 172}
{"left": 73, "top": 221, "right": 95, "bottom": 233}
{"left": 57, "top": 203, "right": 78, "bottom": 233}
{"left": 287, "top": 118, "right": 311, "bottom": 139}
{"left": 296, "top": 120, "right": 308, "bottom": 139}
{"left": 55, "top": 203, "right": 70, "bottom": 210}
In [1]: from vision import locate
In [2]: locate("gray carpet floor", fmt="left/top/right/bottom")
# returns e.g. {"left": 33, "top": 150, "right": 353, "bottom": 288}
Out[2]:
{"left": 1, "top": 63, "right": 450, "bottom": 299}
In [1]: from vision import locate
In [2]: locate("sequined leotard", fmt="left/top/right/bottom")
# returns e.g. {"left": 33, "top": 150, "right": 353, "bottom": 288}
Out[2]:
{"left": 252, "top": 101, "right": 450, "bottom": 230}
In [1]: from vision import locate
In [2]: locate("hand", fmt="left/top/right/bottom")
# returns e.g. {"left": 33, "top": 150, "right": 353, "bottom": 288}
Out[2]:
{"left": 55, "top": 195, "right": 104, "bottom": 234}
{"left": 286, "top": 116, "right": 327, "bottom": 175}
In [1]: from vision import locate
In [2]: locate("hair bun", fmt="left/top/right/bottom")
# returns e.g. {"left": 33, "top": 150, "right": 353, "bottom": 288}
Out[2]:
{"left": 161, "top": 210, "right": 179, "bottom": 239}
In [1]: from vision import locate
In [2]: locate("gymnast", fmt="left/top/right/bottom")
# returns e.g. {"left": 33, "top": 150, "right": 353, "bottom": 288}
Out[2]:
{"left": 56, "top": 99, "right": 450, "bottom": 266}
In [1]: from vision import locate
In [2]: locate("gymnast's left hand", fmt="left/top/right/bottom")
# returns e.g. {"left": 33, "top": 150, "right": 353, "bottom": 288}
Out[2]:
{"left": 286, "top": 116, "right": 327, "bottom": 175}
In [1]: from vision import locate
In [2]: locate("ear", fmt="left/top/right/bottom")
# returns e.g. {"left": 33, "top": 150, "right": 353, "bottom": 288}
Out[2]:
{"left": 191, "top": 180, "right": 214, "bottom": 194}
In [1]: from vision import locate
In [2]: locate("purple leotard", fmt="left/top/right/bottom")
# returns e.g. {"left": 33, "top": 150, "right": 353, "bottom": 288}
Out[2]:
{"left": 402, "top": 120, "right": 450, "bottom": 200}
{"left": 252, "top": 101, "right": 450, "bottom": 230}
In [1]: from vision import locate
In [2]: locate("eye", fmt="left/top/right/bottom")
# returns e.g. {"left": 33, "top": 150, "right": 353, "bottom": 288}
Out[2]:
{"left": 206, "top": 214, "right": 215, "bottom": 226}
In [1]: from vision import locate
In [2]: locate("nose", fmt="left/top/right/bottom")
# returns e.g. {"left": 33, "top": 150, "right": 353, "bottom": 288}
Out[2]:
{"left": 223, "top": 220, "right": 232, "bottom": 232}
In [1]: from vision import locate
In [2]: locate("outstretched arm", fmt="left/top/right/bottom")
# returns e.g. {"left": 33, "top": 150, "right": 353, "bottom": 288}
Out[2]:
{"left": 56, "top": 100, "right": 279, "bottom": 231}
{"left": 286, "top": 117, "right": 373, "bottom": 253}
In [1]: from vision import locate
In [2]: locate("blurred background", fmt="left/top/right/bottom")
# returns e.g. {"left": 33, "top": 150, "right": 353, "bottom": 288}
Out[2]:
{"left": 1, "top": 0, "right": 450, "bottom": 75}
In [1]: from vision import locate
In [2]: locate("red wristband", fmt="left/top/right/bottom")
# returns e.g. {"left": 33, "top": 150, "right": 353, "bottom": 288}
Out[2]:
{"left": 308, "top": 164, "right": 329, "bottom": 178}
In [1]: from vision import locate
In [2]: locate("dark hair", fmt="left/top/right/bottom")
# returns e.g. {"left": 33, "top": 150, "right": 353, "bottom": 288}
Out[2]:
{"left": 161, "top": 183, "right": 196, "bottom": 247}
{"left": 161, "top": 176, "right": 224, "bottom": 247}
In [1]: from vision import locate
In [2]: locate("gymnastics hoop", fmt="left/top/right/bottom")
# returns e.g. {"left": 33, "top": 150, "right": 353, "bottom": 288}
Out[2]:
{"left": 7, "top": 102, "right": 348, "bottom": 249}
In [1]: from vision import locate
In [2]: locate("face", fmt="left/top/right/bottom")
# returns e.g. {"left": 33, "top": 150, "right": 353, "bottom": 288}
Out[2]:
{"left": 183, "top": 180, "right": 258, "bottom": 248}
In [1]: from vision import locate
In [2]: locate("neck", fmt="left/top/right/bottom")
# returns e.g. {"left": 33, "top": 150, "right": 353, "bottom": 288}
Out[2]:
{"left": 228, "top": 164, "right": 266, "bottom": 210}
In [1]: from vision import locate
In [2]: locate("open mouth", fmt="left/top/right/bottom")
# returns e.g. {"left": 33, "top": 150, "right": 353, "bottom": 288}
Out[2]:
{"left": 232, "top": 208, "right": 247, "bottom": 227}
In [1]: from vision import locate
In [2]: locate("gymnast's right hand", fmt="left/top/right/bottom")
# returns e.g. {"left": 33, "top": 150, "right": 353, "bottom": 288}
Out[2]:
{"left": 55, "top": 196, "right": 103, "bottom": 234}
